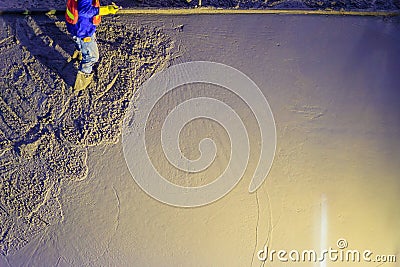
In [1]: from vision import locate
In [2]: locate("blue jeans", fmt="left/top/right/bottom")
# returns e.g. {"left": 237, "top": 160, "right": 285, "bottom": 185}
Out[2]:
{"left": 73, "top": 34, "right": 99, "bottom": 74}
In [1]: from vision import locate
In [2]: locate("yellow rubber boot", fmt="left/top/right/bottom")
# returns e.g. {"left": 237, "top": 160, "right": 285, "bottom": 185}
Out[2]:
{"left": 73, "top": 71, "right": 93, "bottom": 93}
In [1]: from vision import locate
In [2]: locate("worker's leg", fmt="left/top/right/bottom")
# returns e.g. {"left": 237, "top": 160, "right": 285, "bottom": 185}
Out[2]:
{"left": 72, "top": 34, "right": 99, "bottom": 92}
{"left": 73, "top": 36, "right": 82, "bottom": 51}
{"left": 72, "top": 36, "right": 83, "bottom": 61}
{"left": 75, "top": 34, "right": 99, "bottom": 74}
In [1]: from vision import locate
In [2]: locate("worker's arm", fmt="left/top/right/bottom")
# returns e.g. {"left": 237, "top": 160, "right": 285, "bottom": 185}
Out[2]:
{"left": 78, "top": 0, "right": 99, "bottom": 18}
{"left": 99, "top": 3, "right": 119, "bottom": 15}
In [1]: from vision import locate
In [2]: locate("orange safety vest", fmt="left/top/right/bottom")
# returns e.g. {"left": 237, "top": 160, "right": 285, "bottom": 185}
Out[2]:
{"left": 65, "top": 0, "right": 101, "bottom": 26}
{"left": 92, "top": 0, "right": 101, "bottom": 26}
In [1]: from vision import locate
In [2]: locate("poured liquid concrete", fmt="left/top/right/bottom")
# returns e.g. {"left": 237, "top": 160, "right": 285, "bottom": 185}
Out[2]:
{"left": 1, "top": 12, "right": 400, "bottom": 267}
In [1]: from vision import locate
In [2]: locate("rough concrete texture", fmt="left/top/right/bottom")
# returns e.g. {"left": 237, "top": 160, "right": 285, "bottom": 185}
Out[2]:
{"left": 0, "top": 14, "right": 173, "bottom": 256}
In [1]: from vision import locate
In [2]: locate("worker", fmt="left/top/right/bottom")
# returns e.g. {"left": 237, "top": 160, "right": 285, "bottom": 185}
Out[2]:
{"left": 65, "top": 0, "right": 119, "bottom": 92}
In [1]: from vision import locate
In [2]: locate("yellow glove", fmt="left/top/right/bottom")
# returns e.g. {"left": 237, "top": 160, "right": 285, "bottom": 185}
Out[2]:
{"left": 99, "top": 3, "right": 119, "bottom": 15}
